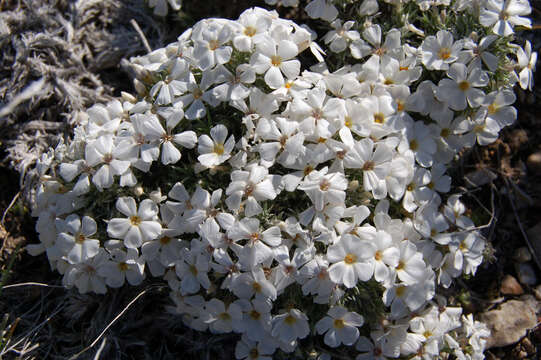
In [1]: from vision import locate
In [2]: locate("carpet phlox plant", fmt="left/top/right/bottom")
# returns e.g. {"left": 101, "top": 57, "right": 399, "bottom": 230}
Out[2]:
{"left": 29, "top": 0, "right": 536, "bottom": 358}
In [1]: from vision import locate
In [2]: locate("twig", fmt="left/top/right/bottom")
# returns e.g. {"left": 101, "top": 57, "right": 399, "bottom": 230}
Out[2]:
{"left": 1, "top": 191, "right": 20, "bottom": 228}
{"left": 2, "top": 303, "right": 65, "bottom": 356}
{"left": 69, "top": 287, "right": 151, "bottom": 360}
{"left": 0, "top": 78, "right": 48, "bottom": 122}
{"left": 504, "top": 177, "right": 541, "bottom": 271}
{"left": 130, "top": 19, "right": 152, "bottom": 54}
{"left": 1, "top": 282, "right": 65, "bottom": 289}
{"left": 92, "top": 337, "right": 107, "bottom": 360}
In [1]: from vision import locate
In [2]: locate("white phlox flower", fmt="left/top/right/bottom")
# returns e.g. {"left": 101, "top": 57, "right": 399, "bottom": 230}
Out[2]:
{"left": 436, "top": 62, "right": 488, "bottom": 111}
{"left": 271, "top": 308, "right": 310, "bottom": 343}
{"left": 250, "top": 37, "right": 301, "bottom": 89}
{"left": 197, "top": 124, "right": 235, "bottom": 168}
{"left": 316, "top": 306, "right": 364, "bottom": 347}
{"left": 56, "top": 214, "right": 100, "bottom": 264}
{"left": 480, "top": 0, "right": 531, "bottom": 36}
{"left": 107, "top": 197, "right": 162, "bottom": 249}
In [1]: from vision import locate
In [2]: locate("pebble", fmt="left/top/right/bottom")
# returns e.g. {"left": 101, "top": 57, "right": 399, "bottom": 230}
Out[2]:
{"left": 533, "top": 285, "right": 541, "bottom": 301}
{"left": 527, "top": 151, "right": 541, "bottom": 175}
{"left": 480, "top": 300, "right": 538, "bottom": 348}
{"left": 516, "top": 263, "right": 538, "bottom": 286}
{"left": 513, "top": 247, "right": 532, "bottom": 263}
{"left": 501, "top": 275, "right": 524, "bottom": 295}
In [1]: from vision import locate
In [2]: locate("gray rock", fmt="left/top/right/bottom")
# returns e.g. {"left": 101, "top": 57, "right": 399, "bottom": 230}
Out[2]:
{"left": 480, "top": 300, "right": 538, "bottom": 348}
{"left": 516, "top": 263, "right": 538, "bottom": 286}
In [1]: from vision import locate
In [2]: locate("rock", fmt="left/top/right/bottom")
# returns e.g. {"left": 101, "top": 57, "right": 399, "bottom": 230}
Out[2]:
{"left": 516, "top": 263, "right": 538, "bottom": 286}
{"left": 527, "top": 151, "right": 541, "bottom": 175}
{"left": 526, "top": 222, "right": 541, "bottom": 267}
{"left": 513, "top": 247, "right": 532, "bottom": 263}
{"left": 480, "top": 300, "right": 538, "bottom": 348}
{"left": 501, "top": 275, "right": 524, "bottom": 295}
{"left": 533, "top": 285, "right": 541, "bottom": 301}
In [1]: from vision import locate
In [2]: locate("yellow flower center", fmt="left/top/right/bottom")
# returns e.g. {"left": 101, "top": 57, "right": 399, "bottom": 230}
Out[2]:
{"left": 271, "top": 55, "right": 282, "bottom": 66}
{"left": 218, "top": 312, "right": 231, "bottom": 321}
{"left": 75, "top": 233, "right": 86, "bottom": 244}
{"left": 373, "top": 112, "right": 385, "bottom": 124}
{"left": 252, "top": 282, "right": 262, "bottom": 293}
{"left": 473, "top": 124, "right": 485, "bottom": 133}
{"left": 458, "top": 81, "right": 470, "bottom": 91}
{"left": 244, "top": 26, "right": 257, "bottom": 37}
{"left": 320, "top": 179, "right": 330, "bottom": 191}
{"left": 374, "top": 251, "right": 382, "bottom": 261}
{"left": 396, "top": 285, "right": 406, "bottom": 297}
{"left": 344, "top": 116, "right": 352, "bottom": 128}
{"left": 363, "top": 161, "right": 375, "bottom": 171}
{"left": 437, "top": 47, "right": 451, "bottom": 60}
{"left": 160, "top": 236, "right": 171, "bottom": 245}
{"left": 284, "top": 314, "right": 297, "bottom": 325}
{"left": 193, "top": 88, "right": 203, "bottom": 99}
{"left": 487, "top": 103, "right": 498, "bottom": 115}
{"left": 396, "top": 261, "right": 405, "bottom": 270}
{"left": 440, "top": 128, "right": 450, "bottom": 138}
{"left": 409, "top": 139, "right": 419, "bottom": 151}
{"left": 130, "top": 216, "right": 142, "bottom": 226}
{"left": 208, "top": 39, "right": 219, "bottom": 51}
{"left": 344, "top": 253, "right": 357, "bottom": 264}
{"left": 118, "top": 262, "right": 129, "bottom": 271}
{"left": 249, "top": 349, "right": 259, "bottom": 359}
{"left": 333, "top": 319, "right": 345, "bottom": 329}
{"left": 213, "top": 143, "right": 225, "bottom": 155}
{"left": 250, "top": 310, "right": 261, "bottom": 320}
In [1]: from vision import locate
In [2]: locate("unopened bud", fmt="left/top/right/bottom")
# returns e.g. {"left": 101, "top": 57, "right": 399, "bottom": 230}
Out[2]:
{"left": 133, "top": 184, "right": 144, "bottom": 197}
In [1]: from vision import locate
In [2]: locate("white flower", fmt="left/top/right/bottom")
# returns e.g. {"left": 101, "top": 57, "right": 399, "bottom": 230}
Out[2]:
{"left": 316, "top": 306, "right": 364, "bottom": 347}
{"left": 197, "top": 124, "right": 235, "bottom": 168}
{"left": 228, "top": 217, "right": 281, "bottom": 269}
{"left": 436, "top": 62, "right": 488, "bottom": 111}
{"left": 482, "top": 89, "right": 517, "bottom": 128}
{"left": 238, "top": 298, "right": 273, "bottom": 341}
{"left": 480, "top": 0, "right": 531, "bottom": 36}
{"left": 56, "top": 214, "right": 100, "bottom": 264}
{"left": 305, "top": 0, "right": 338, "bottom": 22}
{"left": 516, "top": 40, "right": 537, "bottom": 91}
{"left": 327, "top": 234, "right": 376, "bottom": 288}
{"left": 226, "top": 165, "right": 281, "bottom": 217}
{"left": 98, "top": 248, "right": 145, "bottom": 287}
{"left": 421, "top": 30, "right": 462, "bottom": 71}
{"left": 201, "top": 298, "right": 243, "bottom": 333}
{"left": 271, "top": 308, "right": 310, "bottom": 343}
{"left": 175, "top": 246, "right": 211, "bottom": 294}
{"left": 143, "top": 112, "right": 197, "bottom": 165}
{"left": 63, "top": 248, "right": 108, "bottom": 294}
{"left": 192, "top": 22, "right": 233, "bottom": 71}
{"left": 107, "top": 197, "right": 162, "bottom": 249}
{"left": 250, "top": 37, "right": 300, "bottom": 89}
{"left": 298, "top": 167, "right": 347, "bottom": 211}
{"left": 85, "top": 134, "right": 131, "bottom": 190}
{"left": 324, "top": 20, "right": 360, "bottom": 53}
{"left": 235, "top": 335, "right": 274, "bottom": 360}
{"left": 231, "top": 267, "right": 277, "bottom": 301}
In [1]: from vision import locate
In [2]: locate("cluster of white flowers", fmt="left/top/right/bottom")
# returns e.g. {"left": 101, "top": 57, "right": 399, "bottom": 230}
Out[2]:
{"left": 29, "top": 1, "right": 536, "bottom": 358}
